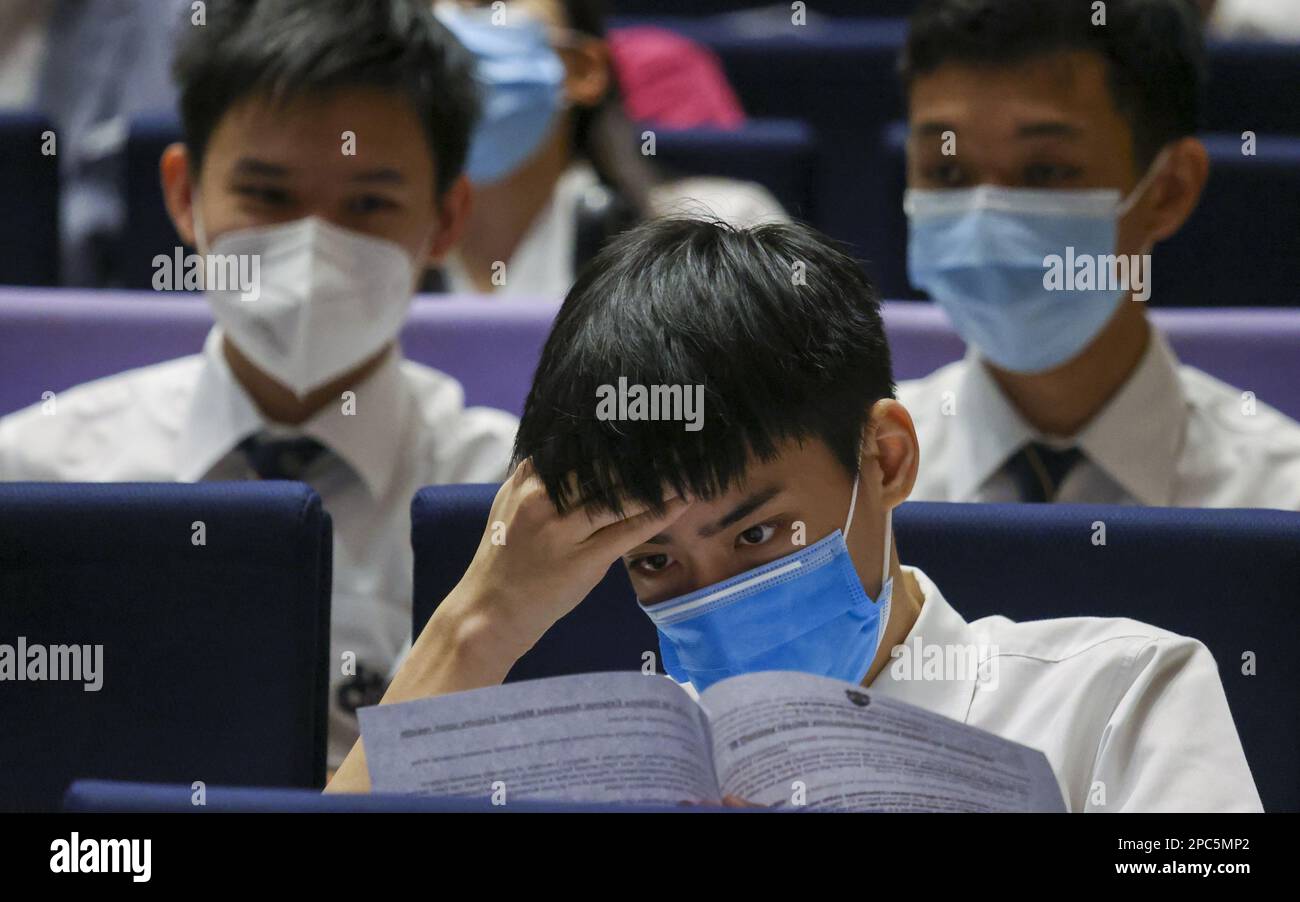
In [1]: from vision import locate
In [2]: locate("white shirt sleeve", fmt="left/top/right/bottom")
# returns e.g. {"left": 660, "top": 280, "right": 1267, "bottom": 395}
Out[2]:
{"left": 1089, "top": 636, "right": 1263, "bottom": 812}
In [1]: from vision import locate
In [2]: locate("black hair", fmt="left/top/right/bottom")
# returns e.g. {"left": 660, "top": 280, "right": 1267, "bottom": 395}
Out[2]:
{"left": 899, "top": 0, "right": 1205, "bottom": 168}
{"left": 514, "top": 218, "right": 896, "bottom": 515}
{"left": 173, "top": 0, "right": 479, "bottom": 198}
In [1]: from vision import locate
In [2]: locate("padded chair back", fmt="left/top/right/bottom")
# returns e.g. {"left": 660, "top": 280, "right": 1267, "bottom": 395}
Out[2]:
{"left": 0, "top": 482, "right": 332, "bottom": 810}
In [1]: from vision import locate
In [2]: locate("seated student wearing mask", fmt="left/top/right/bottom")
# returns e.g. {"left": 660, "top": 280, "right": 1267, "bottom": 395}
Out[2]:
{"left": 429, "top": 0, "right": 785, "bottom": 297}
{"left": 327, "top": 217, "right": 1260, "bottom": 812}
{"left": 896, "top": 0, "right": 1300, "bottom": 509}
{"left": 0, "top": 0, "right": 518, "bottom": 770}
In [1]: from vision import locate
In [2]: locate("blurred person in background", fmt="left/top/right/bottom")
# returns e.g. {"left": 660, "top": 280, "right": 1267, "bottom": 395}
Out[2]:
{"left": 1197, "top": 0, "right": 1300, "bottom": 41}
{"left": 430, "top": 0, "right": 785, "bottom": 297}
{"left": 0, "top": 0, "right": 183, "bottom": 286}
{"left": 895, "top": 0, "right": 1300, "bottom": 510}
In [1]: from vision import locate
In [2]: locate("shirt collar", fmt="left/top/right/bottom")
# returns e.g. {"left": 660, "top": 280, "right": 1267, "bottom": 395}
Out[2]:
{"left": 948, "top": 350, "right": 1035, "bottom": 502}
{"left": 175, "top": 327, "right": 409, "bottom": 498}
{"left": 869, "top": 566, "right": 979, "bottom": 725}
{"left": 951, "top": 330, "right": 1187, "bottom": 506}
{"left": 1071, "top": 329, "right": 1186, "bottom": 507}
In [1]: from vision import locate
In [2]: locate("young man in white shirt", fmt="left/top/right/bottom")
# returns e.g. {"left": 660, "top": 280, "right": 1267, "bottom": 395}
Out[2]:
{"left": 0, "top": 0, "right": 517, "bottom": 768}
{"left": 326, "top": 217, "right": 1261, "bottom": 812}
{"left": 895, "top": 0, "right": 1300, "bottom": 509}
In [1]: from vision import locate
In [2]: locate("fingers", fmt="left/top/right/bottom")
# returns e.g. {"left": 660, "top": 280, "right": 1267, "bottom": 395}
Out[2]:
{"left": 584, "top": 495, "right": 692, "bottom": 557}
{"left": 504, "top": 459, "right": 691, "bottom": 552}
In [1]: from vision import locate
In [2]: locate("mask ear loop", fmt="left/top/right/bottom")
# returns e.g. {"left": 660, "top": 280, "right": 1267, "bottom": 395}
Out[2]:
{"left": 843, "top": 470, "right": 860, "bottom": 540}
{"left": 192, "top": 199, "right": 207, "bottom": 255}
{"left": 880, "top": 508, "right": 893, "bottom": 591}
{"left": 1116, "top": 145, "right": 1172, "bottom": 219}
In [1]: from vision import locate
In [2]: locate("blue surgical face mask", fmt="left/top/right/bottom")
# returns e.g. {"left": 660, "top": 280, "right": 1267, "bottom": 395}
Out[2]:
{"left": 904, "top": 151, "right": 1167, "bottom": 373}
{"left": 435, "top": 3, "right": 566, "bottom": 185}
{"left": 642, "top": 473, "right": 893, "bottom": 693}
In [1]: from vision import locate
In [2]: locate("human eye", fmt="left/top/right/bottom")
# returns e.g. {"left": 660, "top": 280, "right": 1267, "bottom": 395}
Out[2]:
{"left": 346, "top": 193, "right": 401, "bottom": 215}
{"left": 1021, "top": 161, "right": 1083, "bottom": 188}
{"left": 628, "top": 552, "right": 675, "bottom": 576}
{"left": 232, "top": 183, "right": 291, "bottom": 207}
{"left": 735, "top": 522, "right": 779, "bottom": 548}
{"left": 919, "top": 160, "right": 968, "bottom": 188}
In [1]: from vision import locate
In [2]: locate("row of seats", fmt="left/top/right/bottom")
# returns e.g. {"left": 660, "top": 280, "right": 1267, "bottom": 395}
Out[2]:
{"left": 3, "top": 107, "right": 1295, "bottom": 304}
{"left": 3, "top": 289, "right": 1299, "bottom": 422}
{"left": 3, "top": 481, "right": 1298, "bottom": 811}
{"left": 62, "top": 780, "right": 682, "bottom": 813}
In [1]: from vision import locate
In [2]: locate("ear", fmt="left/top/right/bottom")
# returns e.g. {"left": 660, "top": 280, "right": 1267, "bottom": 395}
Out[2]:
{"left": 425, "top": 173, "right": 474, "bottom": 265}
{"left": 1140, "top": 136, "right": 1210, "bottom": 246}
{"left": 864, "top": 399, "right": 920, "bottom": 512}
{"left": 560, "top": 37, "right": 610, "bottom": 108}
{"left": 160, "top": 143, "right": 198, "bottom": 248}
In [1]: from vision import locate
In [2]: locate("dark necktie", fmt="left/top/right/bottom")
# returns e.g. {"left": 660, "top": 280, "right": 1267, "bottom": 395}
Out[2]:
{"left": 1004, "top": 442, "right": 1083, "bottom": 503}
{"left": 238, "top": 434, "right": 327, "bottom": 481}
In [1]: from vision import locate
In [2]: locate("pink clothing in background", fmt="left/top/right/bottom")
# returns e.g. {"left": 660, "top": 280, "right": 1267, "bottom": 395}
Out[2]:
{"left": 608, "top": 26, "right": 746, "bottom": 129}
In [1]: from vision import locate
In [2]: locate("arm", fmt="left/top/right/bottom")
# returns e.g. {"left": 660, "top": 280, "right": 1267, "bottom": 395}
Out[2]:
{"left": 1089, "top": 636, "right": 1262, "bottom": 812}
{"left": 326, "top": 460, "right": 690, "bottom": 793}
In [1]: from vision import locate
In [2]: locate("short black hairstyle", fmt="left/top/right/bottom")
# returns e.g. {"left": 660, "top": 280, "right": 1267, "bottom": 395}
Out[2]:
{"left": 899, "top": 0, "right": 1205, "bottom": 168}
{"left": 514, "top": 218, "right": 896, "bottom": 515}
{"left": 173, "top": 0, "right": 478, "bottom": 197}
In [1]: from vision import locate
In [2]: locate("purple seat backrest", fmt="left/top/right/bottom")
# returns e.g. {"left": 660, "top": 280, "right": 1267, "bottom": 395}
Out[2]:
{"left": 1, "top": 289, "right": 1297, "bottom": 423}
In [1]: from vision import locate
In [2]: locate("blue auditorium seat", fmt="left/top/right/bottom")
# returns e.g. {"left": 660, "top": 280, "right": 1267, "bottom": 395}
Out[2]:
{"left": 411, "top": 485, "right": 1300, "bottom": 811}
{"left": 62, "top": 779, "right": 706, "bottom": 813}
{"left": 121, "top": 112, "right": 185, "bottom": 291}
{"left": 653, "top": 118, "right": 818, "bottom": 221}
{"left": 620, "top": 16, "right": 908, "bottom": 274}
{"left": 0, "top": 482, "right": 333, "bottom": 811}
{"left": 1158, "top": 133, "right": 1300, "bottom": 306}
{"left": 1204, "top": 40, "right": 1300, "bottom": 135}
{"left": 411, "top": 484, "right": 652, "bottom": 682}
{"left": 0, "top": 113, "right": 59, "bottom": 286}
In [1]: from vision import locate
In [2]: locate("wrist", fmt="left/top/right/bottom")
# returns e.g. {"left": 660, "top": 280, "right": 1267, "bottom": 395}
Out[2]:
{"left": 438, "top": 580, "right": 540, "bottom": 665}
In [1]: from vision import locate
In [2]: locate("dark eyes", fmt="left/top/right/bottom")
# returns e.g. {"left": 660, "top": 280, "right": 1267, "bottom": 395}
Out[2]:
{"left": 1022, "top": 163, "right": 1082, "bottom": 187}
{"left": 346, "top": 194, "right": 400, "bottom": 214}
{"left": 922, "top": 162, "right": 966, "bottom": 188}
{"left": 231, "top": 186, "right": 399, "bottom": 214}
{"left": 233, "top": 184, "right": 289, "bottom": 206}
{"left": 627, "top": 522, "right": 781, "bottom": 577}
{"left": 917, "top": 162, "right": 1084, "bottom": 189}
{"left": 737, "top": 523, "right": 777, "bottom": 546}
{"left": 631, "top": 553, "right": 672, "bottom": 575}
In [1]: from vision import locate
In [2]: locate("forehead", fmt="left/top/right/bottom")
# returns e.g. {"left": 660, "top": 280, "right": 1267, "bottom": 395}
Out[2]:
{"left": 200, "top": 86, "right": 436, "bottom": 186}
{"left": 908, "top": 50, "right": 1128, "bottom": 138}
{"left": 631, "top": 437, "right": 851, "bottom": 535}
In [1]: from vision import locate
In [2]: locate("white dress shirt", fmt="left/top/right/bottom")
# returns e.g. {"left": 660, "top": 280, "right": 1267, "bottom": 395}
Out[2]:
{"left": 0, "top": 328, "right": 518, "bottom": 768}
{"left": 442, "top": 161, "right": 787, "bottom": 297}
{"left": 0, "top": 0, "right": 54, "bottom": 110}
{"left": 898, "top": 329, "right": 1300, "bottom": 509}
{"left": 678, "top": 566, "right": 1261, "bottom": 812}
{"left": 1210, "top": 0, "right": 1300, "bottom": 40}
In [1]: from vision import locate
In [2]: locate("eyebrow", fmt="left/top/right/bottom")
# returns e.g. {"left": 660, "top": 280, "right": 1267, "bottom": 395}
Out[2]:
{"left": 231, "top": 157, "right": 290, "bottom": 178}
{"left": 908, "top": 120, "right": 1083, "bottom": 141}
{"left": 1015, "top": 121, "right": 1082, "bottom": 139}
{"left": 350, "top": 167, "right": 406, "bottom": 185}
{"left": 641, "top": 485, "right": 783, "bottom": 546}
